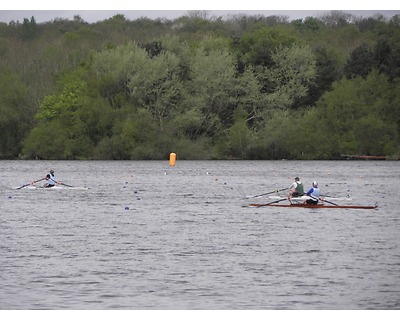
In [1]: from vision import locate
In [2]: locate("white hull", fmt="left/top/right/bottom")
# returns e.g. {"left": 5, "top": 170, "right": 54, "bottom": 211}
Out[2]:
{"left": 289, "top": 195, "right": 310, "bottom": 203}
{"left": 15, "top": 185, "right": 87, "bottom": 190}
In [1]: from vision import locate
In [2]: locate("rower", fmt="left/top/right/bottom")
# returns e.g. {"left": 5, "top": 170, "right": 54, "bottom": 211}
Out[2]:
{"left": 44, "top": 169, "right": 56, "bottom": 188}
{"left": 305, "top": 181, "right": 321, "bottom": 205}
{"left": 289, "top": 177, "right": 304, "bottom": 198}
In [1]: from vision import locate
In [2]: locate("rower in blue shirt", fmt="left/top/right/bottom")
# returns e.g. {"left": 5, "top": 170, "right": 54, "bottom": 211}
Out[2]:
{"left": 305, "top": 181, "right": 321, "bottom": 205}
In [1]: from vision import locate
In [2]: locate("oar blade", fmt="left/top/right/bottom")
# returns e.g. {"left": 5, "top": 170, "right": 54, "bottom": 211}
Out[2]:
{"left": 16, "top": 183, "right": 30, "bottom": 190}
{"left": 320, "top": 198, "right": 339, "bottom": 206}
{"left": 16, "top": 177, "right": 45, "bottom": 190}
{"left": 60, "top": 182, "right": 74, "bottom": 188}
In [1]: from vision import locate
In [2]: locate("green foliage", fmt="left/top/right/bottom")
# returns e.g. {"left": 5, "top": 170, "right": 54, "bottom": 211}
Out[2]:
{"left": 93, "top": 42, "right": 182, "bottom": 127}
{"left": 92, "top": 136, "right": 128, "bottom": 160}
{"left": 0, "top": 68, "right": 32, "bottom": 158}
{"left": 21, "top": 17, "right": 37, "bottom": 40}
{"left": 187, "top": 39, "right": 239, "bottom": 129}
{"left": 353, "top": 115, "right": 394, "bottom": 155}
{"left": 120, "top": 109, "right": 161, "bottom": 159}
{"left": 228, "top": 107, "right": 252, "bottom": 158}
{"left": 263, "top": 44, "right": 316, "bottom": 105}
{"left": 0, "top": 11, "right": 399, "bottom": 159}
{"left": 289, "top": 107, "right": 341, "bottom": 159}
{"left": 237, "top": 24, "right": 300, "bottom": 67}
{"left": 344, "top": 43, "right": 374, "bottom": 78}
{"left": 374, "top": 39, "right": 400, "bottom": 80}
{"left": 297, "top": 46, "right": 341, "bottom": 107}
{"left": 35, "top": 81, "right": 86, "bottom": 121}
{"left": 166, "top": 108, "right": 205, "bottom": 140}
{"left": 169, "top": 135, "right": 213, "bottom": 160}
{"left": 309, "top": 71, "right": 400, "bottom": 157}
{"left": 23, "top": 68, "right": 113, "bottom": 159}
{"left": 252, "top": 110, "right": 294, "bottom": 159}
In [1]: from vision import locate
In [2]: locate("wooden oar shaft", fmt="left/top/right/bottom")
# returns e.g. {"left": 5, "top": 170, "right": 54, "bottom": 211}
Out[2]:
{"left": 247, "top": 187, "right": 289, "bottom": 199}
{"left": 49, "top": 177, "right": 73, "bottom": 187}
{"left": 248, "top": 198, "right": 288, "bottom": 207}
{"left": 320, "top": 198, "right": 339, "bottom": 206}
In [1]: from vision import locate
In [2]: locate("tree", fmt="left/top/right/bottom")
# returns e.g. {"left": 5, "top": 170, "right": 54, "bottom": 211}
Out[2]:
{"left": 296, "top": 46, "right": 341, "bottom": 107}
{"left": 344, "top": 43, "right": 374, "bottom": 79}
{"left": 256, "top": 44, "right": 316, "bottom": 115}
{"left": 252, "top": 109, "right": 293, "bottom": 159}
{"left": 120, "top": 108, "right": 160, "bottom": 159}
{"left": 319, "top": 11, "right": 355, "bottom": 28}
{"left": 374, "top": 39, "right": 392, "bottom": 76}
{"left": 1, "top": 12, "right": 397, "bottom": 160}
{"left": 311, "top": 70, "right": 399, "bottom": 157}
{"left": 23, "top": 70, "right": 113, "bottom": 159}
{"left": 21, "top": 16, "right": 37, "bottom": 40}
{"left": 236, "top": 24, "right": 299, "bottom": 67}
{"left": 185, "top": 38, "right": 240, "bottom": 134}
{"left": 228, "top": 106, "right": 252, "bottom": 158}
{"left": 185, "top": 37, "right": 262, "bottom": 141}
{"left": 93, "top": 41, "right": 182, "bottom": 128}
{"left": 127, "top": 50, "right": 182, "bottom": 128}
{"left": 0, "top": 69, "right": 31, "bottom": 158}
{"left": 291, "top": 16, "right": 324, "bottom": 33}
{"left": 354, "top": 115, "right": 395, "bottom": 155}
{"left": 373, "top": 39, "right": 400, "bottom": 81}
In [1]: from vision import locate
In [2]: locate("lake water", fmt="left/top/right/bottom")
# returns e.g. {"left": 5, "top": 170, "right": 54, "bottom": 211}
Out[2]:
{"left": 1, "top": 160, "right": 399, "bottom": 309}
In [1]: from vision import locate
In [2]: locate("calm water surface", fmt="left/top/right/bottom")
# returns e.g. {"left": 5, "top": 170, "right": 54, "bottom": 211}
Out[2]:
{"left": 0, "top": 160, "right": 399, "bottom": 309}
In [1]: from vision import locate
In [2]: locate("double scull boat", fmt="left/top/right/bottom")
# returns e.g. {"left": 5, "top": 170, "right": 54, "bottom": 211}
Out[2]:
{"left": 248, "top": 203, "right": 377, "bottom": 209}
{"left": 247, "top": 195, "right": 377, "bottom": 209}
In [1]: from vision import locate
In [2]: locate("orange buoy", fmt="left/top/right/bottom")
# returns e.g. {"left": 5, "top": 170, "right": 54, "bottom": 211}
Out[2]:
{"left": 169, "top": 153, "right": 176, "bottom": 166}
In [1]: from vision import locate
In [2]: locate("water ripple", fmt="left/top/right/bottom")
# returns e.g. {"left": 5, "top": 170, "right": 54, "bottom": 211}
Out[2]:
{"left": 1, "top": 160, "right": 399, "bottom": 309}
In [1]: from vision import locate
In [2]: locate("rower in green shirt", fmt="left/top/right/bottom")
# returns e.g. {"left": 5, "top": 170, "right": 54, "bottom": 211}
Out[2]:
{"left": 289, "top": 177, "right": 304, "bottom": 198}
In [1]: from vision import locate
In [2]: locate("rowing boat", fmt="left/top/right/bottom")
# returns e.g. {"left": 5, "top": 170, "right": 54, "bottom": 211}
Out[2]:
{"left": 14, "top": 185, "right": 88, "bottom": 190}
{"left": 248, "top": 203, "right": 377, "bottom": 209}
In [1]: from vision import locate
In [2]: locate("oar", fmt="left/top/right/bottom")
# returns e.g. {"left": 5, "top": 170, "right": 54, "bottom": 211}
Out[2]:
{"left": 59, "top": 182, "right": 74, "bottom": 187}
{"left": 246, "top": 187, "right": 289, "bottom": 199}
{"left": 248, "top": 198, "right": 288, "bottom": 207}
{"left": 16, "top": 178, "right": 45, "bottom": 189}
{"left": 50, "top": 178, "right": 74, "bottom": 188}
{"left": 321, "top": 194, "right": 350, "bottom": 198}
{"left": 320, "top": 198, "right": 339, "bottom": 206}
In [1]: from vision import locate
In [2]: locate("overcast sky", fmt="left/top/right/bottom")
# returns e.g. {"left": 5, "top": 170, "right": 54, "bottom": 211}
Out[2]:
{"left": 0, "top": 1, "right": 399, "bottom": 24}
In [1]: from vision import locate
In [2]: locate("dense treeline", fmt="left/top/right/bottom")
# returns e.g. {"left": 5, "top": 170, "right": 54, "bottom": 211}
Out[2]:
{"left": 1, "top": 11, "right": 400, "bottom": 160}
